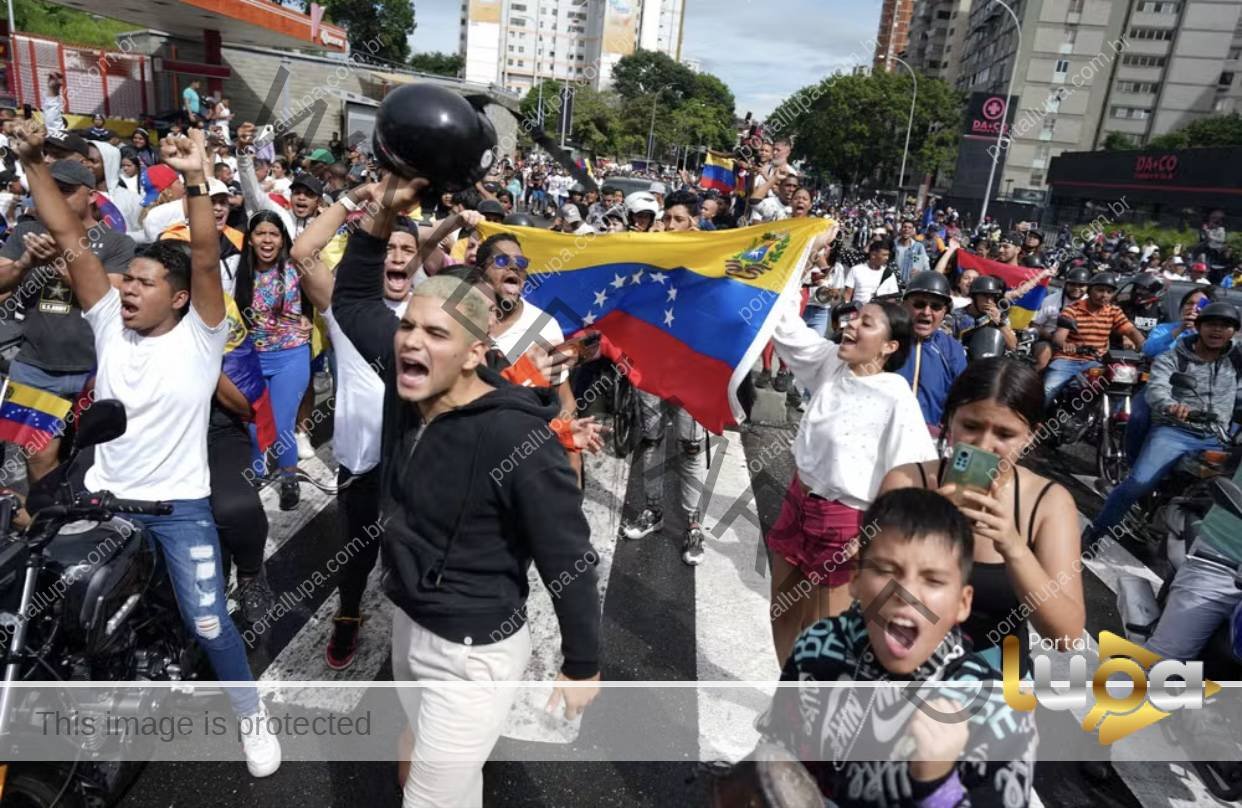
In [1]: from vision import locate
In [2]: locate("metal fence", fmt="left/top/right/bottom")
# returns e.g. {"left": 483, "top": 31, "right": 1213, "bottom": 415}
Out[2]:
{"left": 11, "top": 33, "right": 150, "bottom": 119}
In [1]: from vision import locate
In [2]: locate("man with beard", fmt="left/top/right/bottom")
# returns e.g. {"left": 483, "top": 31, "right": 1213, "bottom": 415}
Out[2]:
{"left": 994, "top": 231, "right": 1022, "bottom": 266}
{"left": 896, "top": 271, "right": 967, "bottom": 434}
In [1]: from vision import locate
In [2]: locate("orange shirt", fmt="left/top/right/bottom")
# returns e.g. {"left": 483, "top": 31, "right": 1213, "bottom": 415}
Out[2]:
{"left": 1055, "top": 298, "right": 1131, "bottom": 359}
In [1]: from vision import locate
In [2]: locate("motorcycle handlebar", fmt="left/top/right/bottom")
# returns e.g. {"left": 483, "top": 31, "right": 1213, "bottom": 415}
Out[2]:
{"left": 77, "top": 493, "right": 173, "bottom": 516}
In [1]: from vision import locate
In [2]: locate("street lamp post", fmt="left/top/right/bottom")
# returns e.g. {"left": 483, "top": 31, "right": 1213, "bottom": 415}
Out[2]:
{"left": 980, "top": 0, "right": 1022, "bottom": 226}
{"left": 646, "top": 90, "right": 660, "bottom": 162}
{"left": 891, "top": 56, "right": 917, "bottom": 204}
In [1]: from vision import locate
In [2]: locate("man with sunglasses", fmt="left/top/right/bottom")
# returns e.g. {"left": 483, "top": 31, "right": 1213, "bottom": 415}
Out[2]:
{"left": 0, "top": 159, "right": 135, "bottom": 481}
{"left": 896, "top": 271, "right": 966, "bottom": 435}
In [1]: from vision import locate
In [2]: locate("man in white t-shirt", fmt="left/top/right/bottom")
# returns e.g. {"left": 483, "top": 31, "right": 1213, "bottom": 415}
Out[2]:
{"left": 11, "top": 121, "right": 281, "bottom": 779}
{"left": 42, "top": 72, "right": 65, "bottom": 134}
{"left": 843, "top": 240, "right": 898, "bottom": 305}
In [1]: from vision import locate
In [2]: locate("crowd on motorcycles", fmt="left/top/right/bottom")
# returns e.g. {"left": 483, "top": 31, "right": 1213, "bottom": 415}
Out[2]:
{"left": 0, "top": 78, "right": 1240, "bottom": 807}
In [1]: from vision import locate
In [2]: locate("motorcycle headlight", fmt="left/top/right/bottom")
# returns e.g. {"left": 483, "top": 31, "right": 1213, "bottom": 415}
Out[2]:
{"left": 1109, "top": 365, "right": 1138, "bottom": 384}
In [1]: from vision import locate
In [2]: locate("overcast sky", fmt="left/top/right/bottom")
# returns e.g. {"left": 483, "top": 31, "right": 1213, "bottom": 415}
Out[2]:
{"left": 410, "top": 1, "right": 883, "bottom": 118}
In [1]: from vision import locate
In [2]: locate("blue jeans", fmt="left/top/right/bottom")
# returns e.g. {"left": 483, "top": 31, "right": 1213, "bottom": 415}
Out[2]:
{"left": 250, "top": 344, "right": 310, "bottom": 475}
{"left": 8, "top": 360, "right": 91, "bottom": 399}
{"left": 1124, "top": 387, "right": 1151, "bottom": 464}
{"left": 801, "top": 305, "right": 829, "bottom": 338}
{"left": 1043, "top": 357, "right": 1100, "bottom": 406}
{"left": 131, "top": 498, "right": 260, "bottom": 716}
{"left": 1092, "top": 425, "right": 1221, "bottom": 538}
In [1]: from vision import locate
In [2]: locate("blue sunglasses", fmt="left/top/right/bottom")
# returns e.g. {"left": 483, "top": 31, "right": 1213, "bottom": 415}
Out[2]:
{"left": 491, "top": 254, "right": 530, "bottom": 271}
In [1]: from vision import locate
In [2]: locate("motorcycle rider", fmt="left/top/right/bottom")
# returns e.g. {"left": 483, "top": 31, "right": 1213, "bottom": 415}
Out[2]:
{"left": 1044, "top": 272, "right": 1146, "bottom": 406}
{"left": 11, "top": 122, "right": 281, "bottom": 776}
{"left": 625, "top": 191, "right": 660, "bottom": 233}
{"left": 1029, "top": 266, "right": 1090, "bottom": 371}
{"left": 1085, "top": 302, "right": 1242, "bottom": 546}
{"left": 896, "top": 271, "right": 967, "bottom": 435}
{"left": 1118, "top": 274, "right": 1165, "bottom": 340}
{"left": 950, "top": 275, "right": 1017, "bottom": 352}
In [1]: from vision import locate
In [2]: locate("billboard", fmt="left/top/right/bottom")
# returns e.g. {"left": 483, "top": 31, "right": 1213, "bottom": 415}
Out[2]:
{"left": 964, "top": 92, "right": 1018, "bottom": 140}
{"left": 469, "top": 0, "right": 502, "bottom": 24}
{"left": 602, "top": 0, "right": 638, "bottom": 55}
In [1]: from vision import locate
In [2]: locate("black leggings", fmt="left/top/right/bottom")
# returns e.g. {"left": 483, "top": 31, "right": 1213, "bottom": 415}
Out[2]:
{"left": 335, "top": 464, "right": 382, "bottom": 618}
{"left": 208, "top": 413, "right": 268, "bottom": 578}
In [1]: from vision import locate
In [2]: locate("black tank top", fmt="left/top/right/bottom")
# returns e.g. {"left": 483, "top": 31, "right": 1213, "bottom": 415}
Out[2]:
{"left": 918, "top": 461, "right": 1056, "bottom": 670}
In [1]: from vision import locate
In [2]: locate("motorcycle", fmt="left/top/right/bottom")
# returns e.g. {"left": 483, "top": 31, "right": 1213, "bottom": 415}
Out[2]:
{"left": 0, "top": 399, "right": 208, "bottom": 808}
{"left": 1045, "top": 345, "right": 1105, "bottom": 449}
{"left": 1093, "top": 349, "right": 1147, "bottom": 487}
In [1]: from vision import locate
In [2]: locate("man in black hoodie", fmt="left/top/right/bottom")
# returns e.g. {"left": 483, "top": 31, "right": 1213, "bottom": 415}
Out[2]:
{"left": 331, "top": 175, "right": 601, "bottom": 807}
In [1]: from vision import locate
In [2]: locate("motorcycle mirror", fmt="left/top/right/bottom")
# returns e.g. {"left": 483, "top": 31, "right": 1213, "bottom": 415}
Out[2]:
{"left": 73, "top": 399, "right": 127, "bottom": 451}
{"left": 1208, "top": 477, "right": 1242, "bottom": 522}
{"left": 1170, "top": 372, "right": 1198, "bottom": 392}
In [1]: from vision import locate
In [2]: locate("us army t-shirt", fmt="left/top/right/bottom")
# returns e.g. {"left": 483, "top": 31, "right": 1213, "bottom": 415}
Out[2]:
{"left": 0, "top": 220, "right": 135, "bottom": 373}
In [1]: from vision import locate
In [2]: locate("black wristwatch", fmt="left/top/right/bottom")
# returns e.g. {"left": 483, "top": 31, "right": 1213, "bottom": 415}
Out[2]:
{"left": 185, "top": 183, "right": 210, "bottom": 198}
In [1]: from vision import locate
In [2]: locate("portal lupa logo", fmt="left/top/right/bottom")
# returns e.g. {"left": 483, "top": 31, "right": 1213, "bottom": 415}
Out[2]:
{"left": 1002, "top": 632, "right": 1221, "bottom": 744}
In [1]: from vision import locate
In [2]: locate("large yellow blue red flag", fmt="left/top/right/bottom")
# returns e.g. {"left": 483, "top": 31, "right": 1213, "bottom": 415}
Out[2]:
{"left": 478, "top": 218, "right": 832, "bottom": 432}
{"left": 955, "top": 251, "right": 1051, "bottom": 330}
{"left": 699, "top": 150, "right": 736, "bottom": 196}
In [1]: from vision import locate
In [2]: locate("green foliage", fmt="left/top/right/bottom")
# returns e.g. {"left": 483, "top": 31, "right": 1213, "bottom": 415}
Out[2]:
{"left": 1108, "top": 221, "right": 1242, "bottom": 257}
{"left": 767, "top": 70, "right": 965, "bottom": 189}
{"left": 1108, "top": 113, "right": 1242, "bottom": 151}
{"left": 1100, "top": 131, "right": 1135, "bottom": 151}
{"left": 408, "top": 52, "right": 464, "bottom": 77}
{"left": 522, "top": 50, "right": 736, "bottom": 159}
{"left": 311, "top": 0, "right": 415, "bottom": 63}
{"left": 13, "top": 0, "right": 132, "bottom": 49}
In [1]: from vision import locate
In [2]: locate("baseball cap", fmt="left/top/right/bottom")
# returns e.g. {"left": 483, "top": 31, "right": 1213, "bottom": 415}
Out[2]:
{"left": 1190, "top": 261, "right": 1209, "bottom": 273}
{"left": 146, "top": 164, "right": 178, "bottom": 192}
{"left": 649, "top": 182, "right": 666, "bottom": 196}
{"left": 308, "top": 148, "right": 335, "bottom": 164}
{"left": 45, "top": 132, "right": 91, "bottom": 159}
{"left": 289, "top": 173, "right": 324, "bottom": 197}
{"left": 207, "top": 178, "right": 230, "bottom": 197}
{"left": 559, "top": 204, "right": 583, "bottom": 224}
{"left": 50, "top": 159, "right": 95, "bottom": 188}
{"left": 999, "top": 231, "right": 1023, "bottom": 246}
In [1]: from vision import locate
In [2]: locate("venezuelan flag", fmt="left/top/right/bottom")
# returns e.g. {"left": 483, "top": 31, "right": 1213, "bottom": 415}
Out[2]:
{"left": 700, "top": 150, "right": 736, "bottom": 196}
{"left": 478, "top": 218, "right": 832, "bottom": 432}
{"left": 222, "top": 296, "right": 278, "bottom": 453}
{"left": 0, "top": 380, "right": 71, "bottom": 454}
{"left": 955, "top": 251, "right": 1051, "bottom": 330}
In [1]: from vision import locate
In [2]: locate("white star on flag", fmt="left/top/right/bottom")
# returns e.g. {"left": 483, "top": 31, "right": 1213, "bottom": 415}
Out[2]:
{"left": 631, "top": 269, "right": 645, "bottom": 285}
{"left": 667, "top": 287, "right": 678, "bottom": 302}
{"left": 649, "top": 272, "right": 668, "bottom": 285}
{"left": 582, "top": 311, "right": 598, "bottom": 326}
{"left": 611, "top": 273, "right": 627, "bottom": 289}
{"left": 663, "top": 308, "right": 675, "bottom": 327}
{"left": 593, "top": 289, "right": 608, "bottom": 307}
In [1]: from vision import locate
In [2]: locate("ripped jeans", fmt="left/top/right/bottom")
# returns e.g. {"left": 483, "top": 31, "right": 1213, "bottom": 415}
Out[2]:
{"left": 130, "top": 498, "right": 260, "bottom": 716}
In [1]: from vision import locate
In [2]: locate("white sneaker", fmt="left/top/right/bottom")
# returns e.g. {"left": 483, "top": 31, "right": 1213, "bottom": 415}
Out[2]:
{"left": 296, "top": 431, "right": 314, "bottom": 461}
{"left": 239, "top": 704, "right": 282, "bottom": 778}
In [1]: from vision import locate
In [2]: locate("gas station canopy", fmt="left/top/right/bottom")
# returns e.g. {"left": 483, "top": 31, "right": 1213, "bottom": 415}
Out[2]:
{"left": 51, "top": 0, "right": 348, "bottom": 53}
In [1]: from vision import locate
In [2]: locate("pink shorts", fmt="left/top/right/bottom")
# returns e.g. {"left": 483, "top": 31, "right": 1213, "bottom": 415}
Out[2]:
{"left": 765, "top": 478, "right": 863, "bottom": 586}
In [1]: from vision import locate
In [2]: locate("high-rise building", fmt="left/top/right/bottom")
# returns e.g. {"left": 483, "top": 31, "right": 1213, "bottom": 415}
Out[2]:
{"left": 951, "top": 0, "right": 1242, "bottom": 199}
{"left": 874, "top": 0, "right": 915, "bottom": 71}
{"left": 461, "top": 0, "right": 687, "bottom": 95}
{"left": 903, "top": 0, "right": 971, "bottom": 84}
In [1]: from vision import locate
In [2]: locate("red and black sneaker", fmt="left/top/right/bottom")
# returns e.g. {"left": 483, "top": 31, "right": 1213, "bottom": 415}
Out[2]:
{"left": 325, "top": 614, "right": 363, "bottom": 671}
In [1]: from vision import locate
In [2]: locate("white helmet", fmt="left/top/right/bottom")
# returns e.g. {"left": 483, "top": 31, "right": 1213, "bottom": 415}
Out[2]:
{"left": 625, "top": 191, "right": 660, "bottom": 217}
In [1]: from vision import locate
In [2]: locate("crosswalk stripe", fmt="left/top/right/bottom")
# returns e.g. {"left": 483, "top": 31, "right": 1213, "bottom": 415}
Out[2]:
{"left": 258, "top": 444, "right": 338, "bottom": 561}
{"left": 696, "top": 430, "right": 779, "bottom": 763}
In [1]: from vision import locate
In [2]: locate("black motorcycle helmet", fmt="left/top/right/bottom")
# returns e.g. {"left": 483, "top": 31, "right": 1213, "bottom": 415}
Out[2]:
{"left": 372, "top": 84, "right": 497, "bottom": 193}
{"left": 966, "top": 326, "right": 1009, "bottom": 362}
{"left": 904, "top": 270, "right": 953, "bottom": 301}
{"left": 1197, "top": 302, "right": 1242, "bottom": 330}
{"left": 1088, "top": 271, "right": 1119, "bottom": 290}
{"left": 968, "top": 275, "right": 1006, "bottom": 299}
{"left": 1130, "top": 273, "right": 1165, "bottom": 301}
{"left": 1064, "top": 267, "right": 1091, "bottom": 285}
{"left": 502, "top": 212, "right": 537, "bottom": 228}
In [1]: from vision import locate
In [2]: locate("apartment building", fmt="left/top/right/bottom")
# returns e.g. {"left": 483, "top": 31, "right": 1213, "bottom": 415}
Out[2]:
{"left": 874, "top": 0, "right": 916, "bottom": 70}
{"left": 903, "top": 0, "right": 972, "bottom": 84}
{"left": 948, "top": 0, "right": 1242, "bottom": 199}
{"left": 461, "top": 0, "right": 687, "bottom": 94}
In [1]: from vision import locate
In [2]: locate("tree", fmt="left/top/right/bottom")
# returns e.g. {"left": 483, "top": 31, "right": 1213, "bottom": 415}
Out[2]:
{"left": 1101, "top": 131, "right": 1136, "bottom": 151}
{"left": 519, "top": 81, "right": 624, "bottom": 156}
{"left": 409, "top": 52, "right": 464, "bottom": 77}
{"left": 768, "top": 70, "right": 964, "bottom": 190}
{"left": 608, "top": 50, "right": 737, "bottom": 159}
{"left": 1150, "top": 113, "right": 1242, "bottom": 149}
{"left": 311, "top": 0, "right": 415, "bottom": 63}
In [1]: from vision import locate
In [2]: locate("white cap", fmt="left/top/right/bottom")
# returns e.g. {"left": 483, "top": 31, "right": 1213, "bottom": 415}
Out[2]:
{"left": 207, "top": 178, "right": 230, "bottom": 197}
{"left": 1127, "top": 245, "right": 1140, "bottom": 254}
{"left": 649, "top": 181, "right": 667, "bottom": 195}
{"left": 1173, "top": 256, "right": 1185, "bottom": 265}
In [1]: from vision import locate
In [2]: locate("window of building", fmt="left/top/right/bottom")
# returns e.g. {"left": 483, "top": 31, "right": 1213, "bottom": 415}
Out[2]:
{"left": 1230, "top": 48, "right": 1242, "bottom": 61}
{"left": 1068, "top": 0, "right": 1085, "bottom": 12}
{"left": 1055, "top": 59, "right": 1070, "bottom": 74}
{"left": 1065, "top": 27, "right": 1078, "bottom": 46}
{"left": 511, "top": 2, "right": 527, "bottom": 10}
{"left": 936, "top": 9, "right": 951, "bottom": 19}
{"left": 1111, "top": 105, "right": 1152, "bottom": 119}
{"left": 1029, "top": 171, "right": 1045, "bottom": 186}
{"left": 1116, "top": 80, "right": 1159, "bottom": 93}
{"left": 1137, "top": 2, "right": 1179, "bottom": 13}
{"left": 1216, "top": 98, "right": 1235, "bottom": 113}
{"left": 1129, "top": 27, "right": 1175, "bottom": 41}
{"left": 1220, "top": 71, "right": 1236, "bottom": 88}
{"left": 1123, "top": 54, "right": 1167, "bottom": 67}
{"left": 1042, "top": 117, "right": 1056, "bottom": 137}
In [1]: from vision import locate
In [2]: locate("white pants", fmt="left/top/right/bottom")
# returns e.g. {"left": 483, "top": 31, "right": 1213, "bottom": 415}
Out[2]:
{"left": 392, "top": 607, "right": 532, "bottom": 808}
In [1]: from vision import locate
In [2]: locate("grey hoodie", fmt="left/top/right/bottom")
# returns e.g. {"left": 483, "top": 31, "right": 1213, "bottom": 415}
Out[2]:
{"left": 94, "top": 140, "right": 146, "bottom": 243}
{"left": 1146, "top": 334, "right": 1242, "bottom": 436}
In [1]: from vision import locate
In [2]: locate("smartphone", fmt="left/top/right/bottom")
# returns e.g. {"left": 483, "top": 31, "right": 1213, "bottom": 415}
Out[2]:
{"left": 941, "top": 443, "right": 1002, "bottom": 505}
{"left": 553, "top": 331, "right": 602, "bottom": 363}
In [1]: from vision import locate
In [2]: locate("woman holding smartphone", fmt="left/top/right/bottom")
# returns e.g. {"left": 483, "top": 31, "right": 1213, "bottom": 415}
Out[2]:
{"left": 879, "top": 357, "right": 1085, "bottom": 672}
